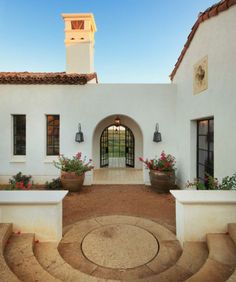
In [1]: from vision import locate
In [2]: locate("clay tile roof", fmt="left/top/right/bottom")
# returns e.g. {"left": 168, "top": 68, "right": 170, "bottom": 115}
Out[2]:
{"left": 0, "top": 72, "right": 98, "bottom": 85}
{"left": 170, "top": 0, "right": 236, "bottom": 81}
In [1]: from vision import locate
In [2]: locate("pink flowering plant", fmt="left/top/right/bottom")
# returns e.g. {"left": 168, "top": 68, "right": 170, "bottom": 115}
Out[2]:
{"left": 8, "top": 172, "right": 32, "bottom": 190}
{"left": 53, "top": 152, "right": 94, "bottom": 176}
{"left": 139, "top": 151, "right": 176, "bottom": 172}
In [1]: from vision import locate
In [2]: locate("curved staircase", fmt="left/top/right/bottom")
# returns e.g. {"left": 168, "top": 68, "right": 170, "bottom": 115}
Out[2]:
{"left": 0, "top": 218, "right": 236, "bottom": 282}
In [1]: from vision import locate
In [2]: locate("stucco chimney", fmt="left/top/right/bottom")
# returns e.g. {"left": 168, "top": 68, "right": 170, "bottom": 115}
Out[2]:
{"left": 62, "top": 13, "right": 97, "bottom": 74}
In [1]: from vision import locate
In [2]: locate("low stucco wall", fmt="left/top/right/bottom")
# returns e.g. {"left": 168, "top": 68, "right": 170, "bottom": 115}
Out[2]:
{"left": 171, "top": 190, "right": 236, "bottom": 245}
{"left": 0, "top": 191, "right": 68, "bottom": 242}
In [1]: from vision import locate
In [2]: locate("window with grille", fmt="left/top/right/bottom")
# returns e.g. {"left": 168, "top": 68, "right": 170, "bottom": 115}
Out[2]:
{"left": 46, "top": 115, "right": 60, "bottom": 156}
{"left": 197, "top": 118, "right": 214, "bottom": 184}
{"left": 13, "top": 115, "right": 26, "bottom": 155}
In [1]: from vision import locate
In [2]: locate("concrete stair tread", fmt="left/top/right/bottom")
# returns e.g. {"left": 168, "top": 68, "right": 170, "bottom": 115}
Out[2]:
{"left": 126, "top": 241, "right": 208, "bottom": 282}
{"left": 226, "top": 269, "right": 236, "bottom": 282}
{"left": 34, "top": 241, "right": 118, "bottom": 282}
{"left": 207, "top": 233, "right": 236, "bottom": 266}
{"left": 186, "top": 258, "right": 235, "bottom": 282}
{"left": 228, "top": 223, "right": 236, "bottom": 245}
{"left": 4, "top": 233, "right": 59, "bottom": 282}
{"left": 146, "top": 240, "right": 182, "bottom": 274}
{"left": 176, "top": 241, "right": 208, "bottom": 274}
{"left": 0, "top": 223, "right": 20, "bottom": 282}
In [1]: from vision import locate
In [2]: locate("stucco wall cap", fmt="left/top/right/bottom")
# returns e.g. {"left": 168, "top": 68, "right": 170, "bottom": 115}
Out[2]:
{"left": 0, "top": 191, "right": 68, "bottom": 204}
{"left": 170, "top": 190, "right": 236, "bottom": 204}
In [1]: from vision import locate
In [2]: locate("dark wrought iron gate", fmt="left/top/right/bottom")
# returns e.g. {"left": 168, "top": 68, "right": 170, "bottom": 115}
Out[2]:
{"left": 100, "top": 127, "right": 109, "bottom": 167}
{"left": 125, "top": 127, "right": 135, "bottom": 167}
{"left": 100, "top": 125, "right": 135, "bottom": 168}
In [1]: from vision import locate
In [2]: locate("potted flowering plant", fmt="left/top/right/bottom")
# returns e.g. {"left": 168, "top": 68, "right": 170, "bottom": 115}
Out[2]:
{"left": 139, "top": 151, "right": 176, "bottom": 193}
{"left": 53, "top": 152, "right": 94, "bottom": 192}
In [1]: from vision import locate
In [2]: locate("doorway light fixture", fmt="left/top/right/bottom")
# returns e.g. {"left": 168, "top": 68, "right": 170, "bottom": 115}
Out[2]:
{"left": 75, "top": 123, "right": 84, "bottom": 143}
{"left": 153, "top": 123, "right": 162, "bottom": 143}
{"left": 114, "top": 116, "right": 121, "bottom": 127}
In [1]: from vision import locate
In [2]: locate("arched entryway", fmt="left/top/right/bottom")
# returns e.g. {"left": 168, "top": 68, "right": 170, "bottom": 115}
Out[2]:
{"left": 100, "top": 125, "right": 135, "bottom": 168}
{"left": 92, "top": 114, "right": 143, "bottom": 184}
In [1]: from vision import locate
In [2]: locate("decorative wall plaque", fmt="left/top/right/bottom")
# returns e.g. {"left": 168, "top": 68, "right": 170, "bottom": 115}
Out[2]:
{"left": 193, "top": 56, "right": 208, "bottom": 94}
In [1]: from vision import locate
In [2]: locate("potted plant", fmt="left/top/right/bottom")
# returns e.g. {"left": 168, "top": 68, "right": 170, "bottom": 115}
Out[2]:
{"left": 139, "top": 151, "right": 176, "bottom": 193}
{"left": 53, "top": 152, "right": 94, "bottom": 192}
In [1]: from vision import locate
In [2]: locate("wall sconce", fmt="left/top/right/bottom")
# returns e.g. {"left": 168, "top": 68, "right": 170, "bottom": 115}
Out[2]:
{"left": 75, "top": 123, "right": 84, "bottom": 143}
{"left": 153, "top": 123, "right": 162, "bottom": 143}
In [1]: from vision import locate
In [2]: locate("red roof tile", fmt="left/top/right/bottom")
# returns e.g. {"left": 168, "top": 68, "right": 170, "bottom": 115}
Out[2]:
{"left": 0, "top": 72, "right": 98, "bottom": 85}
{"left": 170, "top": 0, "right": 236, "bottom": 81}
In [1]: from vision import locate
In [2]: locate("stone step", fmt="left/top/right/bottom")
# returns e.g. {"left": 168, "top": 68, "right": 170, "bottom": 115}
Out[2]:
{"left": 227, "top": 269, "right": 236, "bottom": 282}
{"left": 34, "top": 241, "right": 119, "bottom": 282}
{"left": 0, "top": 223, "right": 20, "bottom": 282}
{"left": 125, "top": 241, "right": 208, "bottom": 282}
{"left": 186, "top": 233, "right": 236, "bottom": 282}
{"left": 4, "top": 233, "right": 59, "bottom": 282}
{"left": 207, "top": 233, "right": 236, "bottom": 267}
{"left": 58, "top": 216, "right": 182, "bottom": 280}
{"left": 228, "top": 223, "right": 236, "bottom": 245}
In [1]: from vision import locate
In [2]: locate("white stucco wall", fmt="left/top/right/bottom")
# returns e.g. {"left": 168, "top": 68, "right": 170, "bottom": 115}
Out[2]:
{"left": 173, "top": 6, "right": 236, "bottom": 187}
{"left": 0, "top": 83, "right": 177, "bottom": 185}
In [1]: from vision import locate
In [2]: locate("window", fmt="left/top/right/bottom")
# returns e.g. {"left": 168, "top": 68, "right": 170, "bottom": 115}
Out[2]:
{"left": 197, "top": 118, "right": 214, "bottom": 184}
{"left": 46, "top": 115, "right": 60, "bottom": 156}
{"left": 13, "top": 115, "right": 26, "bottom": 155}
{"left": 71, "top": 20, "right": 84, "bottom": 30}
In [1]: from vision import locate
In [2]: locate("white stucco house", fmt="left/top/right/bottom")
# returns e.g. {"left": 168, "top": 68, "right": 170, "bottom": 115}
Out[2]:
{"left": 0, "top": 0, "right": 235, "bottom": 187}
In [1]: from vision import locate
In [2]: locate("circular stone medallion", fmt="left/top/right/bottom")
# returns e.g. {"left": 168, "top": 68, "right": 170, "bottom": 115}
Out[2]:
{"left": 82, "top": 224, "right": 159, "bottom": 269}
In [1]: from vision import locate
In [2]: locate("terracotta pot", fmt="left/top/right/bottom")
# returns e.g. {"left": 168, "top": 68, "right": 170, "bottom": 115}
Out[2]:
{"left": 61, "top": 172, "right": 85, "bottom": 192}
{"left": 149, "top": 170, "right": 175, "bottom": 193}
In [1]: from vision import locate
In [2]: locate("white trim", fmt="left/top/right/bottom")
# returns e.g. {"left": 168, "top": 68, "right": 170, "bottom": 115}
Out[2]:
{"left": 0, "top": 190, "right": 68, "bottom": 204}
{"left": 10, "top": 156, "right": 26, "bottom": 163}
{"left": 44, "top": 156, "right": 58, "bottom": 163}
{"left": 170, "top": 190, "right": 236, "bottom": 204}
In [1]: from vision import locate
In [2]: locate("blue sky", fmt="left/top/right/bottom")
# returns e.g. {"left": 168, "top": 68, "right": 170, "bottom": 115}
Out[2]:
{"left": 0, "top": 0, "right": 217, "bottom": 83}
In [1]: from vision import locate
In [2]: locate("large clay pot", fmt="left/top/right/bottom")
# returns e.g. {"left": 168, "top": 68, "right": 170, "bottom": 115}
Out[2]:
{"left": 149, "top": 170, "right": 175, "bottom": 193}
{"left": 61, "top": 172, "right": 85, "bottom": 192}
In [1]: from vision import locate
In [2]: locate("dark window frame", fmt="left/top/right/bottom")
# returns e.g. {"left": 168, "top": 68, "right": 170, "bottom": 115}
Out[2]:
{"left": 197, "top": 118, "right": 214, "bottom": 185}
{"left": 46, "top": 115, "right": 60, "bottom": 156}
{"left": 13, "top": 115, "right": 26, "bottom": 156}
{"left": 100, "top": 124, "right": 135, "bottom": 168}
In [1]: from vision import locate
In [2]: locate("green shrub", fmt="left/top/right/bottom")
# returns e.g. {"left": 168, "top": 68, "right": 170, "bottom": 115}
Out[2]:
{"left": 45, "top": 178, "right": 63, "bottom": 190}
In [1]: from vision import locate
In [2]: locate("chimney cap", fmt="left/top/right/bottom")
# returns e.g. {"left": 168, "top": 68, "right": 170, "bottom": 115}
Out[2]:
{"left": 61, "top": 13, "right": 97, "bottom": 32}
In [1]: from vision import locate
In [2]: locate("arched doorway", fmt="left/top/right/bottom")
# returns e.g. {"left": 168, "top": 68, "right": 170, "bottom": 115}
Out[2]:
{"left": 100, "top": 125, "right": 135, "bottom": 168}
{"left": 92, "top": 114, "right": 143, "bottom": 184}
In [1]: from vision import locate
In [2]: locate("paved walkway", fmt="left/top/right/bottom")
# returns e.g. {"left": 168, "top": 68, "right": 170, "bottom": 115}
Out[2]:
{"left": 58, "top": 215, "right": 181, "bottom": 281}
{"left": 93, "top": 169, "right": 143, "bottom": 184}
{"left": 63, "top": 184, "right": 176, "bottom": 232}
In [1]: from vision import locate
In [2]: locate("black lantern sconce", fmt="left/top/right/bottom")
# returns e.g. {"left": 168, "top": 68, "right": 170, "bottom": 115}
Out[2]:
{"left": 153, "top": 123, "right": 162, "bottom": 143}
{"left": 75, "top": 123, "right": 84, "bottom": 143}
{"left": 114, "top": 116, "right": 121, "bottom": 127}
